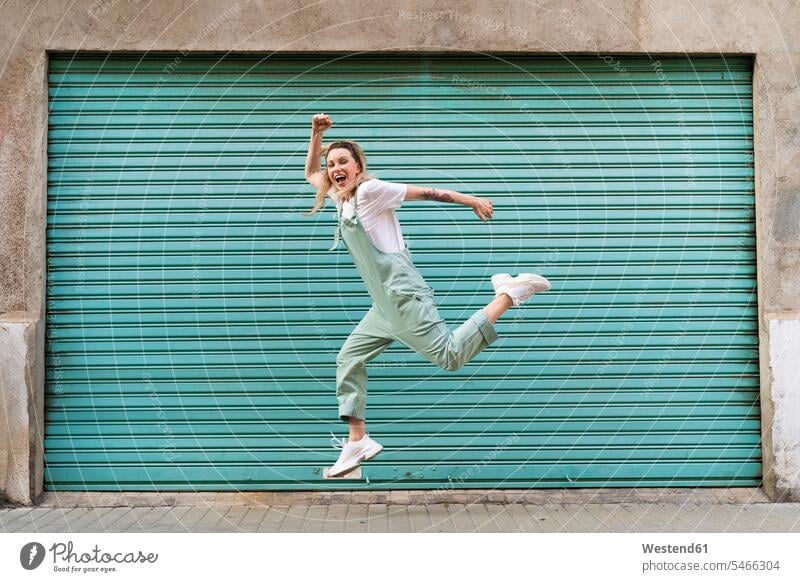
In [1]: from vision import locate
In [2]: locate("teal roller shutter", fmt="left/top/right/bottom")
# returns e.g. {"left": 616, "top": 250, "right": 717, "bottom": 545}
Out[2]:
{"left": 46, "top": 53, "right": 759, "bottom": 490}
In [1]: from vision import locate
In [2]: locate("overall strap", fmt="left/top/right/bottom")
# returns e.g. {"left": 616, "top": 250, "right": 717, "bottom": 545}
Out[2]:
{"left": 327, "top": 188, "right": 359, "bottom": 252}
{"left": 328, "top": 198, "right": 343, "bottom": 252}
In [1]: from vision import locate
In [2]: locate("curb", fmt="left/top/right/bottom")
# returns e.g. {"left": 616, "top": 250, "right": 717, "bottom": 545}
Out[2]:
{"left": 25, "top": 487, "right": 772, "bottom": 508}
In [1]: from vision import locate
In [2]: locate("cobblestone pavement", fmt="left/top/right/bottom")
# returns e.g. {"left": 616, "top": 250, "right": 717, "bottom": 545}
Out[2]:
{"left": 3, "top": 499, "right": 800, "bottom": 533}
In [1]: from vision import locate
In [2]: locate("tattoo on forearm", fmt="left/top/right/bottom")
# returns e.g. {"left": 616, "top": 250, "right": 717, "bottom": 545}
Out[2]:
{"left": 422, "top": 187, "right": 454, "bottom": 203}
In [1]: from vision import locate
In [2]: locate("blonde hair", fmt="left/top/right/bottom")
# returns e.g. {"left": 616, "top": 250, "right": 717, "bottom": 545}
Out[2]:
{"left": 303, "top": 140, "right": 374, "bottom": 216}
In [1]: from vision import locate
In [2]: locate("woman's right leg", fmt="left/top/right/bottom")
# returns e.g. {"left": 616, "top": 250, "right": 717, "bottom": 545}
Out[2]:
{"left": 346, "top": 417, "right": 367, "bottom": 442}
{"left": 335, "top": 304, "right": 394, "bottom": 439}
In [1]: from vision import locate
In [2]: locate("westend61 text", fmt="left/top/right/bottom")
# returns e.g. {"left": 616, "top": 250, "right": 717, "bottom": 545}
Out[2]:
{"left": 643, "top": 543, "right": 708, "bottom": 554}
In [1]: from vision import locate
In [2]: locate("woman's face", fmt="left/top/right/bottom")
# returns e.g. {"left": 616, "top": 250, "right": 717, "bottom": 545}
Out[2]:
{"left": 326, "top": 147, "right": 362, "bottom": 191}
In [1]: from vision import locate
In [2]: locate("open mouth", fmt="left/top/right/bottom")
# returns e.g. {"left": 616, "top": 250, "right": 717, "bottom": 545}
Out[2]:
{"left": 334, "top": 174, "right": 347, "bottom": 185}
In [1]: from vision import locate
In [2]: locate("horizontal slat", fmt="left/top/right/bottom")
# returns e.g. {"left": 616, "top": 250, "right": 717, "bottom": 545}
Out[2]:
{"left": 47, "top": 170, "right": 754, "bottom": 188}
{"left": 47, "top": 336, "right": 758, "bottom": 357}
{"left": 44, "top": 449, "right": 760, "bottom": 465}
{"left": 48, "top": 111, "right": 753, "bottom": 127}
{"left": 48, "top": 99, "right": 754, "bottom": 116}
{"left": 49, "top": 84, "right": 753, "bottom": 100}
{"left": 45, "top": 345, "right": 759, "bottom": 368}
{"left": 44, "top": 401, "right": 760, "bottom": 421}
{"left": 45, "top": 224, "right": 756, "bottom": 243}
{"left": 48, "top": 153, "right": 754, "bottom": 171}
{"left": 45, "top": 363, "right": 759, "bottom": 382}
{"left": 45, "top": 234, "right": 755, "bottom": 255}
{"left": 45, "top": 208, "right": 754, "bottom": 228}
{"left": 46, "top": 180, "right": 755, "bottom": 196}
{"left": 44, "top": 376, "right": 759, "bottom": 394}
{"left": 47, "top": 198, "right": 756, "bottom": 215}
{"left": 44, "top": 432, "right": 760, "bottom": 449}
{"left": 45, "top": 306, "right": 758, "bottom": 326}
{"left": 44, "top": 418, "right": 761, "bottom": 436}
{"left": 43, "top": 462, "right": 762, "bottom": 490}
{"left": 46, "top": 320, "right": 758, "bottom": 341}
{"left": 49, "top": 125, "right": 753, "bottom": 141}
{"left": 44, "top": 279, "right": 757, "bottom": 297}
{"left": 44, "top": 294, "right": 756, "bottom": 312}
{"left": 49, "top": 140, "right": 755, "bottom": 159}
{"left": 46, "top": 389, "right": 760, "bottom": 407}
{"left": 45, "top": 249, "right": 756, "bottom": 275}
{"left": 42, "top": 447, "right": 760, "bottom": 465}
{"left": 45, "top": 284, "right": 757, "bottom": 310}
{"left": 44, "top": 272, "right": 757, "bottom": 288}
{"left": 42, "top": 479, "right": 761, "bottom": 490}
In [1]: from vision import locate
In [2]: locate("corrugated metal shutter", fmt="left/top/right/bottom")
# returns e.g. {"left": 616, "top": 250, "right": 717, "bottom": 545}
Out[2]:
{"left": 46, "top": 53, "right": 759, "bottom": 490}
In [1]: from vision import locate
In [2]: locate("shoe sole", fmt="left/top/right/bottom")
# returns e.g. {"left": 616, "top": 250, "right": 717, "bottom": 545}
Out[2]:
{"left": 327, "top": 443, "right": 383, "bottom": 478}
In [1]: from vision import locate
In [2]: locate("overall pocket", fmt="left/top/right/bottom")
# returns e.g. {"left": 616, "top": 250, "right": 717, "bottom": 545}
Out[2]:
{"left": 386, "top": 286, "right": 444, "bottom": 327}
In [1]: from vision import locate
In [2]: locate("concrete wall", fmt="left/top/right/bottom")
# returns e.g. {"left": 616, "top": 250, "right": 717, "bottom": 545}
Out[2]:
{"left": 0, "top": 317, "right": 44, "bottom": 504}
{"left": 1, "top": 0, "right": 798, "bottom": 503}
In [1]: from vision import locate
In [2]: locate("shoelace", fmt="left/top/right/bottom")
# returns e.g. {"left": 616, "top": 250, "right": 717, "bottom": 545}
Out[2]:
{"left": 329, "top": 431, "right": 348, "bottom": 450}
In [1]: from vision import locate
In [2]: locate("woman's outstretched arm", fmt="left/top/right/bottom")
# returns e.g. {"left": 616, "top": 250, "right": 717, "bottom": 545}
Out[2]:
{"left": 305, "top": 114, "right": 332, "bottom": 188}
{"left": 404, "top": 185, "right": 494, "bottom": 222}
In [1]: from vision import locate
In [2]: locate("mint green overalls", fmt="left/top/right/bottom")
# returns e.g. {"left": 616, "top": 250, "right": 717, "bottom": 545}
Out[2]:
{"left": 329, "top": 190, "right": 499, "bottom": 422}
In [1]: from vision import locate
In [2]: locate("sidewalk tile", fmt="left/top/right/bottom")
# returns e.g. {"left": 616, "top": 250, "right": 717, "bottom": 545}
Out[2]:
{"left": 255, "top": 506, "right": 290, "bottom": 533}
{"left": 344, "top": 505, "right": 369, "bottom": 533}
{"left": 367, "top": 504, "right": 390, "bottom": 532}
{"left": 279, "top": 505, "right": 309, "bottom": 533}
{"left": 465, "top": 504, "right": 500, "bottom": 533}
{"left": 301, "top": 505, "right": 329, "bottom": 533}
{"left": 322, "top": 504, "right": 348, "bottom": 533}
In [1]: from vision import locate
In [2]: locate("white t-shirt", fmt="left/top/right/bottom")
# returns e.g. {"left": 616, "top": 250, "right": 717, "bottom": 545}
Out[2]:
{"left": 328, "top": 178, "right": 408, "bottom": 253}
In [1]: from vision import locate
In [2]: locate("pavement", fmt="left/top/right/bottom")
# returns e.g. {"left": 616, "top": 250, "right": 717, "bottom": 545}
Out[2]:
{"left": 2, "top": 489, "right": 800, "bottom": 533}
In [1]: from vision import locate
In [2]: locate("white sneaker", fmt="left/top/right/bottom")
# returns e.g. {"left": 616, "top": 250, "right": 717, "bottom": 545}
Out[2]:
{"left": 493, "top": 272, "right": 551, "bottom": 306}
{"left": 491, "top": 273, "right": 513, "bottom": 292}
{"left": 328, "top": 433, "right": 384, "bottom": 477}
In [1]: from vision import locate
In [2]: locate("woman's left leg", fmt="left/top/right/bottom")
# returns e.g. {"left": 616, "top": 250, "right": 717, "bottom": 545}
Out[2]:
{"left": 482, "top": 293, "right": 514, "bottom": 323}
{"left": 389, "top": 292, "right": 500, "bottom": 372}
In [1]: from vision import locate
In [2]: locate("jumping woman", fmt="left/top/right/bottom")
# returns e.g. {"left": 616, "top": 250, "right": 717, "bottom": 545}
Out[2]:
{"left": 304, "top": 113, "right": 552, "bottom": 477}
